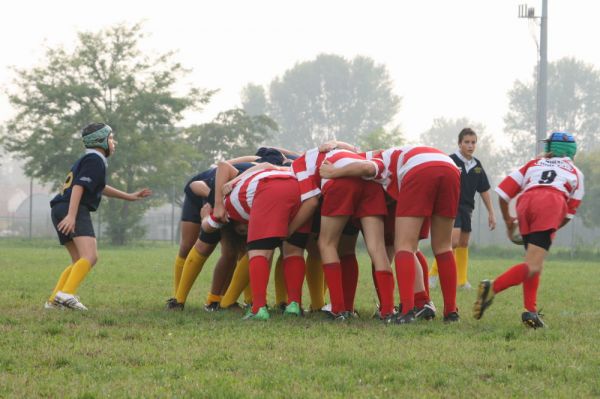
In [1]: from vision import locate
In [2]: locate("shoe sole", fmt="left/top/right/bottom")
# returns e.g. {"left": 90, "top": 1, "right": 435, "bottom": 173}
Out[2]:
{"left": 473, "top": 281, "right": 493, "bottom": 320}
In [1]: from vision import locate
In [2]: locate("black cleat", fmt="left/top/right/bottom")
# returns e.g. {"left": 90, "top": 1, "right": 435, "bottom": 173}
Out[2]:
{"left": 323, "top": 310, "right": 350, "bottom": 321}
{"left": 522, "top": 311, "right": 545, "bottom": 329}
{"left": 473, "top": 279, "right": 495, "bottom": 320}
{"left": 443, "top": 311, "right": 460, "bottom": 323}
{"left": 415, "top": 302, "right": 436, "bottom": 320}
{"left": 166, "top": 297, "right": 184, "bottom": 311}
{"left": 394, "top": 310, "right": 416, "bottom": 325}
{"left": 204, "top": 301, "right": 221, "bottom": 312}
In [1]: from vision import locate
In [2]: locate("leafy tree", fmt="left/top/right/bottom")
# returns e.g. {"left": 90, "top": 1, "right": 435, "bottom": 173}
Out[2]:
{"left": 419, "top": 117, "right": 507, "bottom": 184}
{"left": 505, "top": 57, "right": 600, "bottom": 165}
{"left": 241, "top": 84, "right": 268, "bottom": 116}
{"left": 186, "top": 108, "right": 278, "bottom": 171}
{"left": 1, "top": 23, "right": 213, "bottom": 244}
{"left": 574, "top": 150, "right": 600, "bottom": 229}
{"left": 357, "top": 126, "right": 404, "bottom": 151}
{"left": 265, "top": 53, "right": 400, "bottom": 150}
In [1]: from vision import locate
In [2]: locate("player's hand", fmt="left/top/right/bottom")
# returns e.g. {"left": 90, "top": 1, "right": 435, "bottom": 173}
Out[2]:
{"left": 131, "top": 188, "right": 152, "bottom": 200}
{"left": 504, "top": 217, "right": 517, "bottom": 239}
{"left": 57, "top": 214, "right": 76, "bottom": 235}
{"left": 319, "top": 160, "right": 336, "bottom": 178}
{"left": 200, "top": 203, "right": 212, "bottom": 219}
{"left": 318, "top": 141, "right": 337, "bottom": 153}
{"left": 213, "top": 203, "right": 229, "bottom": 222}
{"left": 488, "top": 214, "right": 497, "bottom": 231}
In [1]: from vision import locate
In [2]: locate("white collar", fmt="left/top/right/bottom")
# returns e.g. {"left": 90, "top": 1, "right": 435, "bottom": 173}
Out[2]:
{"left": 454, "top": 150, "right": 476, "bottom": 172}
{"left": 85, "top": 149, "right": 108, "bottom": 167}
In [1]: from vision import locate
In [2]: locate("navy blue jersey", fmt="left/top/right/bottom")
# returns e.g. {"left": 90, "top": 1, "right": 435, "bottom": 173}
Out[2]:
{"left": 50, "top": 151, "right": 107, "bottom": 211}
{"left": 450, "top": 153, "right": 491, "bottom": 210}
{"left": 184, "top": 162, "right": 256, "bottom": 208}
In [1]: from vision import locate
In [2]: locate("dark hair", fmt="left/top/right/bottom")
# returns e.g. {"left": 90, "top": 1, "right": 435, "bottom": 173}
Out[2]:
{"left": 82, "top": 123, "right": 108, "bottom": 137}
{"left": 458, "top": 128, "right": 477, "bottom": 144}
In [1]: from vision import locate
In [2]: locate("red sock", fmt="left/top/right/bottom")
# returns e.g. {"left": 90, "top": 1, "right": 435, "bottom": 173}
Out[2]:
{"left": 414, "top": 290, "right": 430, "bottom": 309}
{"left": 371, "top": 263, "right": 382, "bottom": 303}
{"left": 322, "top": 262, "right": 345, "bottom": 314}
{"left": 493, "top": 263, "right": 529, "bottom": 294}
{"left": 436, "top": 251, "right": 457, "bottom": 316}
{"left": 340, "top": 254, "right": 359, "bottom": 311}
{"left": 283, "top": 256, "right": 305, "bottom": 305}
{"left": 415, "top": 250, "right": 430, "bottom": 295}
{"left": 249, "top": 256, "right": 270, "bottom": 313}
{"left": 375, "top": 271, "right": 395, "bottom": 317}
{"left": 523, "top": 272, "right": 540, "bottom": 312}
{"left": 394, "top": 251, "right": 415, "bottom": 314}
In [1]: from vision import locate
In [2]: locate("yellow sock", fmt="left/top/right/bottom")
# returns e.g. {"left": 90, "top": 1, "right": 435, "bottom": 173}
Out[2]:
{"left": 305, "top": 254, "right": 324, "bottom": 311}
{"left": 220, "top": 254, "right": 250, "bottom": 308}
{"left": 61, "top": 258, "right": 92, "bottom": 294}
{"left": 274, "top": 254, "right": 287, "bottom": 305}
{"left": 456, "top": 247, "right": 469, "bottom": 285}
{"left": 173, "top": 255, "right": 186, "bottom": 296}
{"left": 243, "top": 285, "right": 252, "bottom": 305}
{"left": 206, "top": 292, "right": 222, "bottom": 305}
{"left": 430, "top": 258, "right": 439, "bottom": 277}
{"left": 175, "top": 247, "right": 208, "bottom": 304}
{"left": 49, "top": 264, "right": 73, "bottom": 301}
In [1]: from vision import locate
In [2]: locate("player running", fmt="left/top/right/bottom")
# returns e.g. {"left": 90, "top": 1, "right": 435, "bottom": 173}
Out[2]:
{"left": 46, "top": 123, "right": 151, "bottom": 310}
{"left": 473, "top": 132, "right": 584, "bottom": 328}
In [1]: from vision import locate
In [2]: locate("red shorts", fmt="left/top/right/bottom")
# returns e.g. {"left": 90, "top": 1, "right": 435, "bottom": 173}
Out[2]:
{"left": 384, "top": 201, "right": 430, "bottom": 246}
{"left": 395, "top": 165, "right": 460, "bottom": 218}
{"left": 321, "top": 178, "right": 386, "bottom": 218}
{"left": 516, "top": 188, "right": 567, "bottom": 236}
{"left": 226, "top": 178, "right": 301, "bottom": 242}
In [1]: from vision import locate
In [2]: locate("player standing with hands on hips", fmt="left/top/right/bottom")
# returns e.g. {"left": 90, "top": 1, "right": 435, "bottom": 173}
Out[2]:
{"left": 473, "top": 132, "right": 584, "bottom": 328}
{"left": 46, "top": 123, "right": 152, "bottom": 311}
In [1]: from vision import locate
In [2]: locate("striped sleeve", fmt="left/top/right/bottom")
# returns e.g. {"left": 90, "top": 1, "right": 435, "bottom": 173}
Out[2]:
{"left": 291, "top": 148, "right": 322, "bottom": 202}
{"left": 495, "top": 161, "right": 531, "bottom": 201}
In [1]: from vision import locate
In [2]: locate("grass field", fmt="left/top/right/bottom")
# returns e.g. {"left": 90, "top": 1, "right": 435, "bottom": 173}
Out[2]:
{"left": 1, "top": 239, "right": 599, "bottom": 398}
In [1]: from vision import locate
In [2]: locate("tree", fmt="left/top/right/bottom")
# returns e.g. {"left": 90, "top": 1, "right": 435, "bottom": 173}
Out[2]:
{"left": 241, "top": 84, "right": 268, "bottom": 116}
{"left": 574, "top": 150, "right": 600, "bottom": 229}
{"left": 357, "top": 126, "right": 405, "bottom": 151}
{"left": 505, "top": 57, "right": 600, "bottom": 165}
{"left": 186, "top": 109, "right": 278, "bottom": 171}
{"left": 1, "top": 23, "right": 213, "bottom": 244}
{"left": 264, "top": 53, "right": 400, "bottom": 150}
{"left": 419, "top": 117, "right": 508, "bottom": 184}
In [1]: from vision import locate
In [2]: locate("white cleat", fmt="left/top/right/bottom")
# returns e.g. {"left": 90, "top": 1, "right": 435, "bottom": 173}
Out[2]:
{"left": 429, "top": 276, "right": 438, "bottom": 289}
{"left": 54, "top": 291, "right": 88, "bottom": 311}
{"left": 459, "top": 281, "right": 472, "bottom": 290}
{"left": 321, "top": 303, "right": 332, "bottom": 312}
{"left": 44, "top": 301, "right": 63, "bottom": 310}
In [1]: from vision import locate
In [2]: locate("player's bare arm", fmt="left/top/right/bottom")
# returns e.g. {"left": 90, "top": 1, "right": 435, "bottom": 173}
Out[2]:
{"left": 480, "top": 190, "right": 497, "bottom": 230}
{"left": 189, "top": 181, "right": 211, "bottom": 198}
{"left": 103, "top": 185, "right": 152, "bottom": 201}
{"left": 498, "top": 196, "right": 516, "bottom": 240}
{"left": 287, "top": 196, "right": 319, "bottom": 237}
{"left": 213, "top": 161, "right": 240, "bottom": 221}
{"left": 319, "top": 159, "right": 376, "bottom": 179}
{"left": 318, "top": 140, "right": 359, "bottom": 153}
{"left": 57, "top": 185, "right": 84, "bottom": 235}
{"left": 222, "top": 162, "right": 282, "bottom": 195}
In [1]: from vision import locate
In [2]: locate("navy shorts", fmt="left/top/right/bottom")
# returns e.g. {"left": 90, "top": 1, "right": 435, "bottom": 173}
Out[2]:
{"left": 51, "top": 202, "right": 95, "bottom": 245}
{"left": 453, "top": 206, "right": 473, "bottom": 232}
{"left": 181, "top": 194, "right": 203, "bottom": 224}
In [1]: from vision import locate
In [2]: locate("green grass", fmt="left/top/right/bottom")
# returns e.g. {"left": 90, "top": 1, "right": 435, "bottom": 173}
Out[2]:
{"left": 1, "top": 239, "right": 599, "bottom": 398}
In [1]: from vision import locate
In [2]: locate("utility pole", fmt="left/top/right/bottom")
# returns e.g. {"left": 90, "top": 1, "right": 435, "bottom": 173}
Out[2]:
{"left": 519, "top": 0, "right": 548, "bottom": 156}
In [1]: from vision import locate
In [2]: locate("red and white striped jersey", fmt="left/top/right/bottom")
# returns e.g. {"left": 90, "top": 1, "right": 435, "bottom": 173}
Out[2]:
{"left": 291, "top": 148, "right": 371, "bottom": 202}
{"left": 496, "top": 157, "right": 584, "bottom": 219}
{"left": 369, "top": 146, "right": 459, "bottom": 200}
{"left": 207, "top": 169, "right": 295, "bottom": 227}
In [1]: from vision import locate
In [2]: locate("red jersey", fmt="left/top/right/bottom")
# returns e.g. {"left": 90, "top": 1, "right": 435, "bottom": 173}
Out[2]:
{"left": 369, "top": 146, "right": 459, "bottom": 200}
{"left": 291, "top": 148, "right": 370, "bottom": 202}
{"left": 496, "top": 157, "right": 584, "bottom": 219}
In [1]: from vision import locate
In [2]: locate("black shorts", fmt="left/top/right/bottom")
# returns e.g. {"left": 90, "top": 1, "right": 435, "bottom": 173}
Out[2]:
{"left": 51, "top": 202, "right": 95, "bottom": 245}
{"left": 181, "top": 194, "right": 203, "bottom": 224}
{"left": 453, "top": 206, "right": 473, "bottom": 232}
